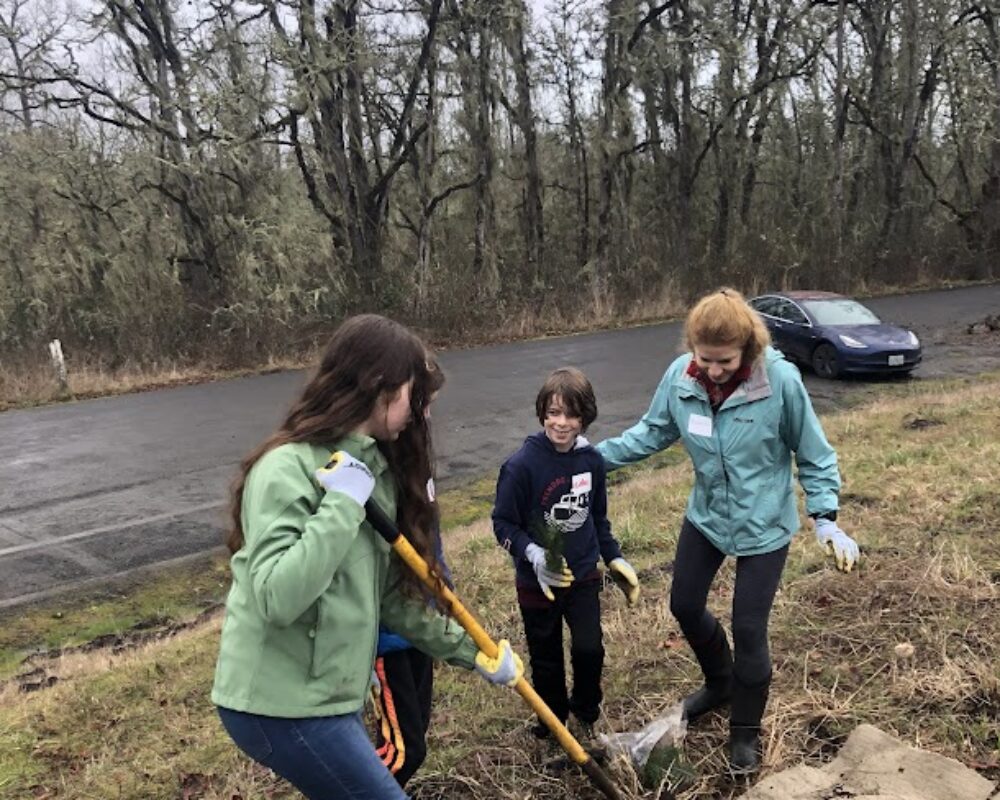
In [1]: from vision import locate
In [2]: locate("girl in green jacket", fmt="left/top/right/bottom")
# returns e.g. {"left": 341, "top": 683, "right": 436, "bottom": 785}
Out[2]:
{"left": 212, "top": 314, "right": 523, "bottom": 800}
{"left": 597, "top": 289, "right": 859, "bottom": 774}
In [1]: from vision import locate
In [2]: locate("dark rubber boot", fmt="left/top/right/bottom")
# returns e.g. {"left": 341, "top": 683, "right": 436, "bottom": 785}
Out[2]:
{"left": 532, "top": 720, "right": 555, "bottom": 739}
{"left": 681, "top": 620, "right": 733, "bottom": 723}
{"left": 728, "top": 726, "right": 761, "bottom": 773}
{"left": 728, "top": 674, "right": 770, "bottom": 774}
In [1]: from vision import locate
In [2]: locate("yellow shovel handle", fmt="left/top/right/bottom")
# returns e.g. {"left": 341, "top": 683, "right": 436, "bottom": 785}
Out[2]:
{"left": 364, "top": 500, "right": 623, "bottom": 800}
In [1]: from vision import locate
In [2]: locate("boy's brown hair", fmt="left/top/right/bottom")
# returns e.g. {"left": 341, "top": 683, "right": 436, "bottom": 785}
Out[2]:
{"left": 535, "top": 367, "right": 598, "bottom": 431}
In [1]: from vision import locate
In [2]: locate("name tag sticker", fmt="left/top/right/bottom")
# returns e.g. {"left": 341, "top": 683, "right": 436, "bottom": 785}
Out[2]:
{"left": 571, "top": 471, "right": 593, "bottom": 495}
{"left": 687, "top": 413, "right": 713, "bottom": 437}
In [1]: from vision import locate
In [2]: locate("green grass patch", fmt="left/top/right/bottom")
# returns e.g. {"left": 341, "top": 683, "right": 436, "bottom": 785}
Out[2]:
{"left": 0, "top": 557, "right": 231, "bottom": 683}
{"left": 437, "top": 475, "right": 497, "bottom": 531}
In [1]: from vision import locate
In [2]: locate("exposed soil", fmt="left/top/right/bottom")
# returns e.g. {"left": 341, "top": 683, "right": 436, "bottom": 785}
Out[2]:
{"left": 802, "top": 314, "right": 1000, "bottom": 414}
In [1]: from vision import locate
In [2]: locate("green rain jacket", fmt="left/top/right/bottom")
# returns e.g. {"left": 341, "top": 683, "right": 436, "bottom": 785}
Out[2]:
{"left": 212, "top": 434, "right": 477, "bottom": 718}
{"left": 596, "top": 347, "right": 840, "bottom": 556}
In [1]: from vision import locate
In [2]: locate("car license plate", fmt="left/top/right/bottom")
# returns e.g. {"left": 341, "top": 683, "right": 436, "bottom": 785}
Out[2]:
{"left": 888, "top": 354, "right": 904, "bottom": 366}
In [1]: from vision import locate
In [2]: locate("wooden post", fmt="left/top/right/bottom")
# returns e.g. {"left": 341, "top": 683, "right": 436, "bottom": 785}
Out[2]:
{"left": 47, "top": 339, "right": 69, "bottom": 396}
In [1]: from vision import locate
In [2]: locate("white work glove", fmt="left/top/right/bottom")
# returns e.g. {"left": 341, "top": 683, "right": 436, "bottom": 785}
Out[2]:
{"left": 609, "top": 557, "right": 640, "bottom": 606}
{"left": 474, "top": 639, "right": 524, "bottom": 687}
{"left": 525, "top": 542, "right": 574, "bottom": 602}
{"left": 814, "top": 517, "right": 860, "bottom": 573}
{"left": 315, "top": 451, "right": 376, "bottom": 508}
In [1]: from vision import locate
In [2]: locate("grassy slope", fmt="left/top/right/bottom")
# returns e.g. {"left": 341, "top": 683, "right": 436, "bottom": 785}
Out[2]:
{"left": 1, "top": 374, "right": 998, "bottom": 799}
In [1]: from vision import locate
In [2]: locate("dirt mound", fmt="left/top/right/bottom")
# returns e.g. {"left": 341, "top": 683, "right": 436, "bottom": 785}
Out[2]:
{"left": 966, "top": 313, "right": 1000, "bottom": 335}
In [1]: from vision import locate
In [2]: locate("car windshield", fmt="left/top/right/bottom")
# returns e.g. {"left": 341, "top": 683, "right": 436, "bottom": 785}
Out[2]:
{"left": 802, "top": 299, "right": 880, "bottom": 326}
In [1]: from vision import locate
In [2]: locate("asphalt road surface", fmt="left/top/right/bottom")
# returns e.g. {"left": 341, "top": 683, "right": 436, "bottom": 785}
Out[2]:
{"left": 2, "top": 284, "right": 998, "bottom": 608}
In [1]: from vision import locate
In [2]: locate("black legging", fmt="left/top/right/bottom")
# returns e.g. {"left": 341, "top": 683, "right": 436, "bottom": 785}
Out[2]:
{"left": 669, "top": 518, "right": 788, "bottom": 686}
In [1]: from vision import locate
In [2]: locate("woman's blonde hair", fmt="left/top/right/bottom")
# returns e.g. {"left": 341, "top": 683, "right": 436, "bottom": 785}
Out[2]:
{"left": 683, "top": 287, "right": 771, "bottom": 366}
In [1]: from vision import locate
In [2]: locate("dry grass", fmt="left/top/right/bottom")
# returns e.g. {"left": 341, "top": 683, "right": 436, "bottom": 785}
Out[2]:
{"left": 446, "top": 286, "right": 689, "bottom": 346}
{"left": 6, "top": 276, "right": 992, "bottom": 413}
{"left": 1, "top": 375, "right": 998, "bottom": 799}
{"left": 0, "top": 355, "right": 306, "bottom": 412}
{"left": 0, "top": 291, "right": 691, "bottom": 411}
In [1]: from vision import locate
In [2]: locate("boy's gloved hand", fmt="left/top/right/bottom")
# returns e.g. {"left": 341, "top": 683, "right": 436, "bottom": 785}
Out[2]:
{"left": 315, "top": 451, "right": 376, "bottom": 508}
{"left": 474, "top": 639, "right": 524, "bottom": 687}
{"left": 609, "top": 557, "right": 640, "bottom": 606}
{"left": 525, "top": 543, "right": 574, "bottom": 601}
{"left": 814, "top": 517, "right": 860, "bottom": 573}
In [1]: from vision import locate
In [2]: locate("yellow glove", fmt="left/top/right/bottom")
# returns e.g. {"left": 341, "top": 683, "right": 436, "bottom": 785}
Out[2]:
{"left": 609, "top": 557, "right": 640, "bottom": 606}
{"left": 473, "top": 639, "right": 524, "bottom": 687}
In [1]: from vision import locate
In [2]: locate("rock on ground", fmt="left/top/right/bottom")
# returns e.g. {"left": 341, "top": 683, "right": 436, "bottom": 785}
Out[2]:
{"left": 739, "top": 724, "right": 997, "bottom": 800}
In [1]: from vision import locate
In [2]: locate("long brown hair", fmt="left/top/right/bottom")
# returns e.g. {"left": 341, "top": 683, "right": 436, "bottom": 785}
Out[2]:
{"left": 384, "top": 353, "right": 449, "bottom": 602}
{"left": 227, "top": 315, "right": 437, "bottom": 601}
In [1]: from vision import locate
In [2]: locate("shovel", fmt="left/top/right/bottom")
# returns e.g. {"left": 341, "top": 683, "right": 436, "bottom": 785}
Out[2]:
{"left": 364, "top": 499, "right": 623, "bottom": 800}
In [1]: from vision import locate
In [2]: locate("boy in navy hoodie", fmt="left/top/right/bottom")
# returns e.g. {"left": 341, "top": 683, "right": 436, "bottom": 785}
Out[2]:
{"left": 492, "top": 367, "right": 640, "bottom": 738}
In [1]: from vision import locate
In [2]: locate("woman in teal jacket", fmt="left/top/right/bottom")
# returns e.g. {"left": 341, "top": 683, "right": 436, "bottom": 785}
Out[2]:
{"left": 596, "top": 288, "right": 859, "bottom": 773}
{"left": 212, "top": 315, "right": 523, "bottom": 800}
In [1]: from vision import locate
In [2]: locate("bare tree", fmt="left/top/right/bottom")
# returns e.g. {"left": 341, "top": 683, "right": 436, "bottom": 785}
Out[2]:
{"left": 0, "top": 0, "right": 66, "bottom": 132}
{"left": 3, "top": 0, "right": 1000, "bottom": 371}
{"left": 538, "top": 0, "right": 593, "bottom": 269}
{"left": 498, "top": 0, "right": 545, "bottom": 297}
{"left": 446, "top": 0, "right": 500, "bottom": 299}
{"left": 593, "top": 0, "right": 634, "bottom": 311}
{"left": 279, "top": 0, "right": 444, "bottom": 305}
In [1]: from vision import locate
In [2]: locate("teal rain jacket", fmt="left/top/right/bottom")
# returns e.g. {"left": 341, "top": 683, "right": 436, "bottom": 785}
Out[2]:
{"left": 596, "top": 347, "right": 840, "bottom": 556}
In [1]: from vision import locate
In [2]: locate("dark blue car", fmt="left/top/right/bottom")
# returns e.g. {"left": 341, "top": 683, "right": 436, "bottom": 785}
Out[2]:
{"left": 748, "top": 291, "right": 922, "bottom": 379}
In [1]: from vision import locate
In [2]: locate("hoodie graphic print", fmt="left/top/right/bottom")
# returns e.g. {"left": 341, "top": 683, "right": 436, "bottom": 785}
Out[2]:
{"left": 492, "top": 432, "right": 623, "bottom": 589}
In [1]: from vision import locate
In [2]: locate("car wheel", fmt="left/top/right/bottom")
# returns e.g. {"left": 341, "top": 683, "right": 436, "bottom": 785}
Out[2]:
{"left": 812, "top": 343, "right": 841, "bottom": 379}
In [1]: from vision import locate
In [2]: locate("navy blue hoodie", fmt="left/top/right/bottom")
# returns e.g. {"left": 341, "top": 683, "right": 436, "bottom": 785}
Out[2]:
{"left": 493, "top": 432, "right": 622, "bottom": 588}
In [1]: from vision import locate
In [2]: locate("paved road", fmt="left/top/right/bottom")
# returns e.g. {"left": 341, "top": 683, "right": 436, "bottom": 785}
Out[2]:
{"left": 2, "top": 284, "right": 998, "bottom": 608}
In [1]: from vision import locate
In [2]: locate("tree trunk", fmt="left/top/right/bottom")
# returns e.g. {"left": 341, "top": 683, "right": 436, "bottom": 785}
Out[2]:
{"left": 503, "top": 0, "right": 545, "bottom": 297}
{"left": 832, "top": 0, "right": 847, "bottom": 260}
{"left": 710, "top": 0, "right": 739, "bottom": 268}
{"left": 594, "top": 0, "right": 631, "bottom": 313}
{"left": 472, "top": 7, "right": 499, "bottom": 299}
{"left": 674, "top": 0, "right": 696, "bottom": 287}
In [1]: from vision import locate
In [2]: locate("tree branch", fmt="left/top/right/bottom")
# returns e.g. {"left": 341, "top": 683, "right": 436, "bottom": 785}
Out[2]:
{"left": 912, "top": 153, "right": 972, "bottom": 224}
{"left": 628, "top": 1, "right": 676, "bottom": 52}
{"left": 290, "top": 111, "right": 348, "bottom": 247}
{"left": 371, "top": 119, "right": 430, "bottom": 205}
{"left": 424, "top": 174, "right": 482, "bottom": 219}
{"left": 384, "top": 0, "right": 443, "bottom": 164}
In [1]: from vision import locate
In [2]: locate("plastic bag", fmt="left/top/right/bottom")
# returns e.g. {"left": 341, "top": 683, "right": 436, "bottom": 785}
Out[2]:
{"left": 598, "top": 701, "right": 694, "bottom": 789}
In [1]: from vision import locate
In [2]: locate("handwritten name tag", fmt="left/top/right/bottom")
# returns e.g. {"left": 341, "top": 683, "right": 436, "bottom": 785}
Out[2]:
{"left": 687, "top": 413, "right": 713, "bottom": 437}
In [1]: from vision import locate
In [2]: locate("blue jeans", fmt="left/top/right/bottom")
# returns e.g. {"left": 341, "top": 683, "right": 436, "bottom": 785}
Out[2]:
{"left": 218, "top": 706, "right": 408, "bottom": 800}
